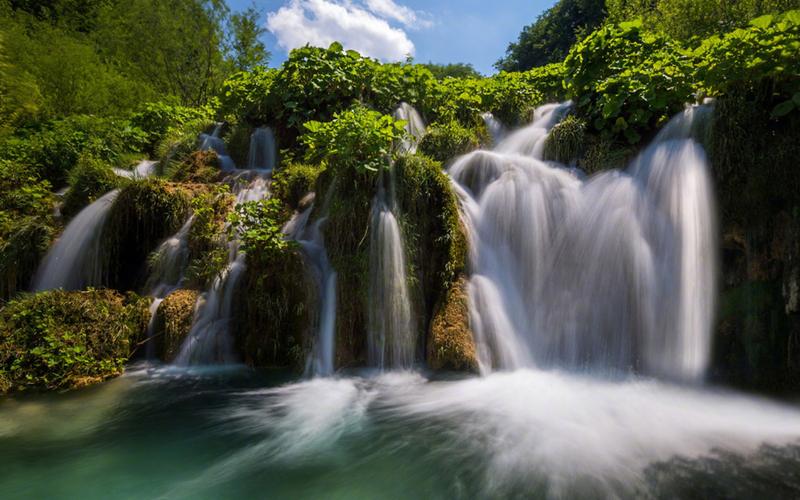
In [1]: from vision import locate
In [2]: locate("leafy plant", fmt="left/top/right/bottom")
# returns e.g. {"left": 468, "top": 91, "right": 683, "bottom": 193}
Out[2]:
{"left": 228, "top": 198, "right": 293, "bottom": 263}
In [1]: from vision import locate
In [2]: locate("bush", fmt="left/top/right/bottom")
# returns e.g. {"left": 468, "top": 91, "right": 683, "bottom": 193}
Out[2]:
{"left": 218, "top": 67, "right": 277, "bottom": 124}
{"left": 129, "top": 101, "right": 213, "bottom": 155}
{"left": 419, "top": 121, "right": 482, "bottom": 163}
{"left": 0, "top": 289, "right": 151, "bottom": 393}
{"left": 272, "top": 163, "right": 322, "bottom": 209}
{"left": 564, "top": 20, "right": 695, "bottom": 144}
{"left": 185, "top": 186, "right": 233, "bottom": 289}
{"left": 301, "top": 105, "right": 406, "bottom": 176}
{"left": 61, "top": 156, "right": 121, "bottom": 219}
{"left": 543, "top": 115, "right": 587, "bottom": 164}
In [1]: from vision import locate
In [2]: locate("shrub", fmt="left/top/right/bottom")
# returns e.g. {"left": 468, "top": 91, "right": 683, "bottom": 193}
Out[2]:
{"left": 185, "top": 186, "right": 233, "bottom": 288}
{"left": 129, "top": 101, "right": 213, "bottom": 155}
{"left": 228, "top": 198, "right": 293, "bottom": 263}
{"left": 419, "top": 121, "right": 482, "bottom": 163}
{"left": 301, "top": 105, "right": 406, "bottom": 176}
{"left": 61, "top": 156, "right": 121, "bottom": 219}
{"left": 218, "top": 67, "right": 278, "bottom": 124}
{"left": 0, "top": 289, "right": 151, "bottom": 393}
{"left": 272, "top": 163, "right": 322, "bottom": 209}
{"left": 564, "top": 20, "right": 695, "bottom": 144}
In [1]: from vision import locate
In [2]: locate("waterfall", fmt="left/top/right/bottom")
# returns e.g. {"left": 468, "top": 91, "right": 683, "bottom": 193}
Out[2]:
{"left": 247, "top": 127, "right": 277, "bottom": 171}
{"left": 141, "top": 216, "right": 194, "bottom": 358}
{"left": 450, "top": 102, "right": 717, "bottom": 382}
{"left": 393, "top": 102, "right": 426, "bottom": 154}
{"left": 113, "top": 160, "right": 158, "bottom": 179}
{"left": 285, "top": 203, "right": 338, "bottom": 377}
{"left": 481, "top": 112, "right": 506, "bottom": 144}
{"left": 33, "top": 189, "right": 119, "bottom": 291}
{"left": 174, "top": 173, "right": 270, "bottom": 365}
{"left": 199, "top": 123, "right": 236, "bottom": 171}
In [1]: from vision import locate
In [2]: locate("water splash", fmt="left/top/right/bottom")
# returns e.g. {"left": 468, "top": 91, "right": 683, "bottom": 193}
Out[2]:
{"left": 175, "top": 173, "right": 270, "bottom": 365}
{"left": 247, "top": 127, "right": 277, "bottom": 171}
{"left": 481, "top": 112, "right": 506, "bottom": 144}
{"left": 33, "top": 189, "right": 120, "bottom": 291}
{"left": 113, "top": 160, "right": 158, "bottom": 180}
{"left": 451, "top": 102, "right": 717, "bottom": 382}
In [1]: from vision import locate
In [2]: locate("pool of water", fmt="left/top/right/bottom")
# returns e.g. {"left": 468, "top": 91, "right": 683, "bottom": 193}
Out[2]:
{"left": 1, "top": 365, "right": 800, "bottom": 499}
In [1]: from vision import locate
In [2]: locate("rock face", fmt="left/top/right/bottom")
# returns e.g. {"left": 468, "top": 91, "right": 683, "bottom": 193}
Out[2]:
{"left": 427, "top": 277, "right": 479, "bottom": 372}
{"left": 0, "top": 289, "right": 151, "bottom": 394}
{"left": 153, "top": 289, "right": 200, "bottom": 362}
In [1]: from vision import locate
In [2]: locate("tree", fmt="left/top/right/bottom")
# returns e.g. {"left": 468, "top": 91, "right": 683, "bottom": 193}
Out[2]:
{"left": 420, "top": 62, "right": 482, "bottom": 80}
{"left": 496, "top": 0, "right": 607, "bottom": 72}
{"left": 227, "top": 5, "right": 270, "bottom": 72}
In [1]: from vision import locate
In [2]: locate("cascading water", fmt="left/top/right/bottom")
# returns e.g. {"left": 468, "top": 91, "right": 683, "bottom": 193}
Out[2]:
{"left": 284, "top": 200, "right": 338, "bottom": 377}
{"left": 481, "top": 112, "right": 506, "bottom": 144}
{"left": 113, "top": 160, "right": 158, "bottom": 179}
{"left": 33, "top": 189, "right": 120, "bottom": 291}
{"left": 393, "top": 102, "right": 426, "bottom": 154}
{"left": 199, "top": 123, "right": 236, "bottom": 171}
{"left": 364, "top": 105, "right": 423, "bottom": 370}
{"left": 247, "top": 127, "right": 277, "bottom": 171}
{"left": 141, "top": 216, "right": 194, "bottom": 356}
{"left": 450, "top": 102, "right": 717, "bottom": 382}
{"left": 174, "top": 173, "right": 270, "bottom": 365}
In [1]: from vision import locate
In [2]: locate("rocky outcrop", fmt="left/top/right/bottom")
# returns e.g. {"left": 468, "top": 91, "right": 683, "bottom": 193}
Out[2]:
{"left": 153, "top": 289, "right": 200, "bottom": 362}
{"left": 427, "top": 277, "right": 479, "bottom": 372}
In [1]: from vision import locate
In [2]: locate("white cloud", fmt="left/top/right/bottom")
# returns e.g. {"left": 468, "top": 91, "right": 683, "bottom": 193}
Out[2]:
{"left": 266, "top": 0, "right": 416, "bottom": 61}
{"left": 364, "top": 0, "right": 432, "bottom": 29}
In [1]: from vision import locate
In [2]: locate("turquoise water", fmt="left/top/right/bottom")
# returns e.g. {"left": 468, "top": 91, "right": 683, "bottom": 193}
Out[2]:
{"left": 2, "top": 365, "right": 800, "bottom": 499}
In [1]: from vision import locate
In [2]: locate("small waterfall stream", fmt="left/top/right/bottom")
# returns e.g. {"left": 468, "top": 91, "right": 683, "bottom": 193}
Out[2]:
{"left": 200, "top": 123, "right": 236, "bottom": 171}
{"left": 33, "top": 189, "right": 120, "bottom": 291}
{"left": 174, "top": 173, "right": 270, "bottom": 365}
{"left": 247, "top": 127, "right": 277, "bottom": 171}
{"left": 451, "top": 102, "right": 717, "bottom": 382}
{"left": 113, "top": 160, "right": 158, "bottom": 179}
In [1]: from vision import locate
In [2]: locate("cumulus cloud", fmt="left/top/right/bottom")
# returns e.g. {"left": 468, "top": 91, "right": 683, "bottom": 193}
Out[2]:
{"left": 266, "top": 0, "right": 427, "bottom": 61}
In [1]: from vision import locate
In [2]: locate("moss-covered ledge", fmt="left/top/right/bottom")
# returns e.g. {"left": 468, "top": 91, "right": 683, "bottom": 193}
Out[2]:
{"left": 0, "top": 289, "right": 151, "bottom": 394}
{"left": 152, "top": 289, "right": 200, "bottom": 363}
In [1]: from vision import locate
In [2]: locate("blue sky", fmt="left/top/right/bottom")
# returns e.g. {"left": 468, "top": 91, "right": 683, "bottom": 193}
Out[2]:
{"left": 227, "top": 0, "right": 558, "bottom": 75}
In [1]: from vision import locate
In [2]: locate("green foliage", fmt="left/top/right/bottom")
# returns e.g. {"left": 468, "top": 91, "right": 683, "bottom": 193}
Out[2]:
{"left": 0, "top": 31, "right": 42, "bottom": 132}
{"left": 61, "top": 156, "right": 120, "bottom": 219}
{"left": 185, "top": 185, "right": 232, "bottom": 288}
{"left": 218, "top": 67, "right": 277, "bottom": 123}
{"left": 496, "top": 0, "right": 607, "bottom": 72}
{"left": 272, "top": 163, "right": 322, "bottom": 209}
{"left": 606, "top": 0, "right": 800, "bottom": 41}
{"left": 418, "top": 121, "right": 481, "bottom": 163}
{"left": 694, "top": 10, "right": 800, "bottom": 117}
{"left": 166, "top": 150, "right": 221, "bottom": 184}
{"left": 301, "top": 106, "right": 406, "bottom": 176}
{"left": 0, "top": 289, "right": 151, "bottom": 393}
{"left": 564, "top": 20, "right": 694, "bottom": 144}
{"left": 419, "top": 62, "right": 482, "bottom": 80}
{"left": 129, "top": 101, "right": 213, "bottom": 155}
{"left": 228, "top": 198, "right": 292, "bottom": 262}
{"left": 0, "top": 114, "right": 147, "bottom": 186}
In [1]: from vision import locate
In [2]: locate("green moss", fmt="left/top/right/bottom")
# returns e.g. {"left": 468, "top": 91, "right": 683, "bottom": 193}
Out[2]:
{"left": 234, "top": 248, "right": 313, "bottom": 370}
{"left": 152, "top": 289, "right": 199, "bottom": 362}
{"left": 61, "top": 156, "right": 121, "bottom": 219}
{"left": 166, "top": 150, "right": 221, "bottom": 184}
{"left": 0, "top": 289, "right": 151, "bottom": 394}
{"left": 543, "top": 115, "right": 587, "bottom": 165}
{"left": 418, "top": 121, "right": 482, "bottom": 164}
{"left": 102, "top": 180, "right": 192, "bottom": 291}
{"left": 272, "top": 163, "right": 322, "bottom": 209}
{"left": 185, "top": 186, "right": 234, "bottom": 289}
{"left": 223, "top": 123, "right": 252, "bottom": 167}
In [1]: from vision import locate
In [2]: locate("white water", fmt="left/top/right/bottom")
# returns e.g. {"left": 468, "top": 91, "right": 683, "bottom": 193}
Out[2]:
{"left": 175, "top": 173, "right": 270, "bottom": 365}
{"left": 393, "top": 102, "right": 426, "bottom": 154}
{"left": 481, "top": 112, "right": 506, "bottom": 144}
{"left": 33, "top": 189, "right": 119, "bottom": 291}
{"left": 284, "top": 199, "right": 338, "bottom": 377}
{"left": 200, "top": 123, "right": 236, "bottom": 172}
{"left": 113, "top": 160, "right": 158, "bottom": 180}
{"left": 450, "top": 102, "right": 717, "bottom": 382}
{"left": 247, "top": 127, "right": 277, "bottom": 171}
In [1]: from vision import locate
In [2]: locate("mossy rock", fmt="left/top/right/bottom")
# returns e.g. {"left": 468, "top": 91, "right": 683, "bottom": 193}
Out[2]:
{"left": 0, "top": 289, "right": 151, "bottom": 394}
{"left": 102, "top": 180, "right": 192, "bottom": 291}
{"left": 418, "top": 121, "right": 482, "bottom": 164}
{"left": 185, "top": 187, "right": 235, "bottom": 289}
{"left": 427, "top": 276, "right": 479, "bottom": 373}
{"left": 167, "top": 150, "right": 222, "bottom": 184}
{"left": 61, "top": 157, "right": 121, "bottom": 220}
{"left": 234, "top": 248, "right": 314, "bottom": 370}
{"left": 223, "top": 123, "right": 252, "bottom": 168}
{"left": 272, "top": 163, "right": 323, "bottom": 210}
{"left": 0, "top": 217, "right": 53, "bottom": 301}
{"left": 543, "top": 115, "right": 587, "bottom": 165}
{"left": 151, "top": 290, "right": 199, "bottom": 362}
